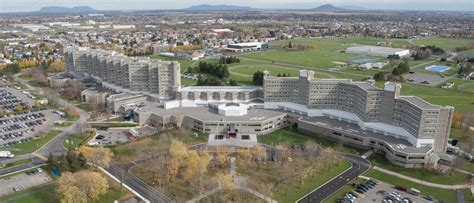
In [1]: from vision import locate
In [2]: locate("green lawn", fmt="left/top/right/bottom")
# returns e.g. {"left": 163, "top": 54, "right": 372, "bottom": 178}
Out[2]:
{"left": 374, "top": 81, "right": 474, "bottom": 113}
{"left": 258, "top": 128, "right": 309, "bottom": 146}
{"left": 440, "top": 78, "right": 474, "bottom": 93}
{"left": 365, "top": 170, "right": 460, "bottom": 203}
{"left": 2, "top": 158, "right": 32, "bottom": 169}
{"left": 258, "top": 128, "right": 366, "bottom": 155}
{"left": 275, "top": 161, "right": 352, "bottom": 203}
{"left": 0, "top": 175, "right": 132, "bottom": 203}
{"left": 64, "top": 131, "right": 95, "bottom": 150}
{"left": 412, "top": 37, "right": 474, "bottom": 50}
{"left": 230, "top": 64, "right": 334, "bottom": 79}
{"left": 149, "top": 55, "right": 196, "bottom": 73}
{"left": 461, "top": 49, "right": 474, "bottom": 57}
{"left": 369, "top": 154, "right": 469, "bottom": 185}
{"left": 242, "top": 50, "right": 356, "bottom": 69}
{"left": 0, "top": 183, "right": 56, "bottom": 203}
{"left": 242, "top": 37, "right": 408, "bottom": 69}
{"left": 3, "top": 130, "right": 62, "bottom": 155}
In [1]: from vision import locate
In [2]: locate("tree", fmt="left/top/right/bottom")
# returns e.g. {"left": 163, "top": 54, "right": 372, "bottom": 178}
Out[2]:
{"left": 49, "top": 61, "right": 65, "bottom": 73}
{"left": 373, "top": 71, "right": 386, "bottom": 81}
{"left": 68, "top": 106, "right": 80, "bottom": 118}
{"left": 64, "top": 80, "right": 85, "bottom": 100}
{"left": 56, "top": 170, "right": 108, "bottom": 202}
{"left": 77, "top": 146, "right": 113, "bottom": 168}
{"left": 183, "top": 150, "right": 199, "bottom": 181}
{"left": 252, "top": 71, "right": 264, "bottom": 85}
{"left": 228, "top": 79, "right": 238, "bottom": 86}
{"left": 392, "top": 67, "right": 402, "bottom": 76}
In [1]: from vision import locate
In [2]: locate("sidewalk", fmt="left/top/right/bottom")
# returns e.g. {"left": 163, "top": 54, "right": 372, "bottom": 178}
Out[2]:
{"left": 373, "top": 166, "right": 470, "bottom": 189}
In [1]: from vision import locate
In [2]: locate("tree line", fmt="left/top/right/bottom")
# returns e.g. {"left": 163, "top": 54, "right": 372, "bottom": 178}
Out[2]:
{"left": 219, "top": 56, "right": 240, "bottom": 64}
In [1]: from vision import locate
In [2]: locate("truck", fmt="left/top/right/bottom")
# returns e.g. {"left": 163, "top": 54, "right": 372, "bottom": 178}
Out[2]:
{"left": 0, "top": 151, "right": 14, "bottom": 158}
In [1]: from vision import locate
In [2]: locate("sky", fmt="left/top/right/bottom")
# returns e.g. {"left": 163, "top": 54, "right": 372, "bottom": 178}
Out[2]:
{"left": 0, "top": 0, "right": 473, "bottom": 13}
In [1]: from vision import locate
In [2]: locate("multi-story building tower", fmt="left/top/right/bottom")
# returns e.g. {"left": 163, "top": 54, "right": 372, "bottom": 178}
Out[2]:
{"left": 264, "top": 70, "right": 454, "bottom": 167}
{"left": 65, "top": 47, "right": 181, "bottom": 100}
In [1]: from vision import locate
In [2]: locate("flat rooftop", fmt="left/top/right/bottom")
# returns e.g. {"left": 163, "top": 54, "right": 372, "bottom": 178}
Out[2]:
{"left": 137, "top": 101, "right": 285, "bottom": 122}
{"left": 398, "top": 96, "right": 440, "bottom": 109}
{"left": 346, "top": 45, "right": 409, "bottom": 53}
{"left": 299, "top": 115, "right": 431, "bottom": 154}
{"left": 178, "top": 86, "right": 262, "bottom": 92}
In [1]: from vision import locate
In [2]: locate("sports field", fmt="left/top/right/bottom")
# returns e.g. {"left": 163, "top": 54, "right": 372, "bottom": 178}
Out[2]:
{"left": 242, "top": 37, "right": 393, "bottom": 69}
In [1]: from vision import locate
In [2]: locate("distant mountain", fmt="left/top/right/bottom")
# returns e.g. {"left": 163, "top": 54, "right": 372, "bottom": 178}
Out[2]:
{"left": 313, "top": 4, "right": 346, "bottom": 12}
{"left": 185, "top": 4, "right": 253, "bottom": 11}
{"left": 338, "top": 5, "right": 368, "bottom": 10}
{"left": 39, "top": 6, "right": 96, "bottom": 13}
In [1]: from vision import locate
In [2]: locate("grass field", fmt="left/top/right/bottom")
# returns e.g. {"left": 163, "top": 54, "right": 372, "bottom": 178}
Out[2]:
{"left": 365, "top": 170, "right": 460, "bottom": 203}
{"left": 369, "top": 154, "right": 469, "bottom": 185}
{"left": 3, "top": 130, "right": 62, "bottom": 155}
{"left": 241, "top": 37, "right": 408, "bottom": 69}
{"left": 440, "top": 78, "right": 474, "bottom": 93}
{"left": 149, "top": 55, "right": 196, "bottom": 73}
{"left": 0, "top": 175, "right": 132, "bottom": 203}
{"left": 258, "top": 128, "right": 366, "bottom": 155}
{"left": 374, "top": 81, "right": 473, "bottom": 113}
{"left": 1, "top": 158, "right": 32, "bottom": 169}
{"left": 412, "top": 37, "right": 474, "bottom": 50}
{"left": 230, "top": 64, "right": 335, "bottom": 78}
{"left": 63, "top": 131, "right": 95, "bottom": 150}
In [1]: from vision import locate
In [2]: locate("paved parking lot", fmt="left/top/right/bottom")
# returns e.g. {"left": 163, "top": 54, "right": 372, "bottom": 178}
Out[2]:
{"left": 355, "top": 181, "right": 431, "bottom": 203}
{"left": 88, "top": 126, "right": 158, "bottom": 146}
{"left": 0, "top": 87, "right": 62, "bottom": 147}
{"left": 0, "top": 169, "right": 51, "bottom": 196}
{"left": 89, "top": 129, "right": 130, "bottom": 145}
{"left": 404, "top": 73, "right": 450, "bottom": 87}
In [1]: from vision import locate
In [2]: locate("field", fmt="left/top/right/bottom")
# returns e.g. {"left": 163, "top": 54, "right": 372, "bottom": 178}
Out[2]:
{"left": 368, "top": 154, "right": 469, "bottom": 185}
{"left": 63, "top": 131, "right": 95, "bottom": 150}
{"left": 0, "top": 175, "right": 132, "bottom": 203}
{"left": 3, "top": 130, "right": 62, "bottom": 155}
{"left": 258, "top": 128, "right": 366, "bottom": 155}
{"left": 241, "top": 37, "right": 404, "bottom": 70}
{"left": 365, "top": 170, "right": 461, "bottom": 203}
{"left": 440, "top": 78, "right": 474, "bottom": 93}
{"left": 374, "top": 81, "right": 473, "bottom": 113}
{"left": 149, "top": 55, "right": 197, "bottom": 73}
{"left": 412, "top": 37, "right": 474, "bottom": 50}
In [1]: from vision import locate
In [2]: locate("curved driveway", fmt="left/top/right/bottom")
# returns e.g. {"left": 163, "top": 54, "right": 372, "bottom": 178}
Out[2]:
{"left": 297, "top": 153, "right": 371, "bottom": 203}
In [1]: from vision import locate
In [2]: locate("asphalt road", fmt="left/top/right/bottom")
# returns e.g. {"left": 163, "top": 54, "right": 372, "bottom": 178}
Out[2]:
{"left": 0, "top": 158, "right": 44, "bottom": 177}
{"left": 107, "top": 163, "right": 172, "bottom": 203}
{"left": 297, "top": 154, "right": 371, "bottom": 203}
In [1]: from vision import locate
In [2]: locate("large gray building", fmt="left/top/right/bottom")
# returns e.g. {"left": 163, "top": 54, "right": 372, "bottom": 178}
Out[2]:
{"left": 263, "top": 70, "right": 454, "bottom": 167}
{"left": 65, "top": 47, "right": 181, "bottom": 100}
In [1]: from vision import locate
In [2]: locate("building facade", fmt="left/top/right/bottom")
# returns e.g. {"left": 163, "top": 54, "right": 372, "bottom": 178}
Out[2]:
{"left": 264, "top": 70, "right": 454, "bottom": 167}
{"left": 65, "top": 47, "right": 181, "bottom": 100}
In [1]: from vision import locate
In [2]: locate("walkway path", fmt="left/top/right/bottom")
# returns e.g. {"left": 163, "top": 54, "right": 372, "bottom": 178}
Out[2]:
{"left": 373, "top": 166, "right": 470, "bottom": 189}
